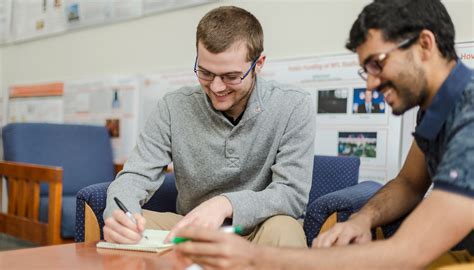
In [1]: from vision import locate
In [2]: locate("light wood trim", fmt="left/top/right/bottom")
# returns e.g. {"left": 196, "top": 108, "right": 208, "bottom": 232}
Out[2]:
{"left": 321, "top": 213, "right": 388, "bottom": 241}
{"left": 0, "top": 161, "right": 63, "bottom": 245}
{"left": 28, "top": 180, "right": 41, "bottom": 221}
{"left": 84, "top": 203, "right": 101, "bottom": 242}
{"left": 7, "top": 177, "right": 17, "bottom": 214}
{"left": 434, "top": 263, "right": 474, "bottom": 270}
{"left": 48, "top": 181, "right": 62, "bottom": 244}
{"left": 0, "top": 177, "right": 3, "bottom": 213}
{"left": 114, "top": 163, "right": 124, "bottom": 175}
{"left": 320, "top": 212, "right": 338, "bottom": 234}
{"left": 375, "top": 226, "right": 385, "bottom": 240}
{"left": 17, "top": 178, "right": 27, "bottom": 217}
{"left": 0, "top": 161, "right": 62, "bottom": 183}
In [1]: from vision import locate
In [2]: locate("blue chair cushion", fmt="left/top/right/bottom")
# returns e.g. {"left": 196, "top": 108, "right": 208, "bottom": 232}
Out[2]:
{"left": 143, "top": 173, "right": 178, "bottom": 213}
{"left": 304, "top": 181, "right": 382, "bottom": 246}
{"left": 40, "top": 195, "right": 77, "bottom": 238}
{"left": 308, "top": 155, "right": 360, "bottom": 205}
{"left": 75, "top": 173, "right": 178, "bottom": 242}
{"left": 2, "top": 123, "right": 115, "bottom": 196}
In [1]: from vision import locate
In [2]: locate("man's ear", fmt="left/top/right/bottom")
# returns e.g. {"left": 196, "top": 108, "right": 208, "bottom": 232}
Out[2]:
{"left": 418, "top": 29, "right": 437, "bottom": 62}
{"left": 254, "top": 54, "right": 266, "bottom": 74}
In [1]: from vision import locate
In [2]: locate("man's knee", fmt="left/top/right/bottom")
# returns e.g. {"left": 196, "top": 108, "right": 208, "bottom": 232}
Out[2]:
{"left": 251, "top": 215, "right": 307, "bottom": 248}
{"left": 142, "top": 210, "right": 182, "bottom": 230}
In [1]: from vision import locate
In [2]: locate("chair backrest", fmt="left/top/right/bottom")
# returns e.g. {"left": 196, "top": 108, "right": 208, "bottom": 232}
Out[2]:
{"left": 308, "top": 155, "right": 360, "bottom": 205}
{"left": 2, "top": 123, "right": 115, "bottom": 196}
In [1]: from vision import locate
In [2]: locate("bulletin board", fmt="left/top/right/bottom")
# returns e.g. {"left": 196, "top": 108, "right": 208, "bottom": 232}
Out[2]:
{"left": 2, "top": 0, "right": 216, "bottom": 44}
{"left": 5, "top": 41, "right": 474, "bottom": 180}
{"left": 260, "top": 53, "right": 402, "bottom": 183}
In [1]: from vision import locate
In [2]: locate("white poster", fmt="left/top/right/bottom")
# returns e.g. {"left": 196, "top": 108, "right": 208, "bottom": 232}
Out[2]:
{"left": 10, "top": 0, "right": 67, "bottom": 42}
{"left": 64, "top": 76, "right": 140, "bottom": 163}
{"left": 457, "top": 41, "right": 474, "bottom": 68}
{"left": 7, "top": 82, "right": 64, "bottom": 123}
{"left": 109, "top": 0, "right": 142, "bottom": 21}
{"left": 143, "top": 0, "right": 215, "bottom": 15}
{"left": 8, "top": 97, "right": 63, "bottom": 123}
{"left": 261, "top": 54, "right": 403, "bottom": 183}
{"left": 0, "top": 0, "right": 12, "bottom": 43}
{"left": 64, "top": 0, "right": 108, "bottom": 28}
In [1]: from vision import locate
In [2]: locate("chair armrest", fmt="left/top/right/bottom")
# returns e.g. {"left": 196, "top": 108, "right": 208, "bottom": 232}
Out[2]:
{"left": 113, "top": 164, "right": 123, "bottom": 175}
{"left": 75, "top": 173, "right": 178, "bottom": 242}
{"left": 75, "top": 181, "right": 111, "bottom": 242}
{"left": 303, "top": 181, "right": 382, "bottom": 247}
{"left": 0, "top": 161, "right": 63, "bottom": 245}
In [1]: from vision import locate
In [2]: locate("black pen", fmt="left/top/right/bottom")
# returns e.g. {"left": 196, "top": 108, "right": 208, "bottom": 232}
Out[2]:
{"left": 114, "top": 197, "right": 148, "bottom": 239}
{"left": 114, "top": 197, "right": 137, "bottom": 224}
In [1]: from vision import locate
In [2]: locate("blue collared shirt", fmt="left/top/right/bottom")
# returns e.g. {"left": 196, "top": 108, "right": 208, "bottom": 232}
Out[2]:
{"left": 413, "top": 61, "right": 474, "bottom": 198}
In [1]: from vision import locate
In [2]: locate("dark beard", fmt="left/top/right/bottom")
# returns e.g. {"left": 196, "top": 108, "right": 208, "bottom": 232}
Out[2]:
{"left": 391, "top": 87, "right": 425, "bottom": 115}
{"left": 379, "top": 68, "right": 428, "bottom": 116}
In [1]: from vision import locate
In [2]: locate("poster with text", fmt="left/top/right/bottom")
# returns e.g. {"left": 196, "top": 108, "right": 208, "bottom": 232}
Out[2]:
{"left": 262, "top": 53, "right": 401, "bottom": 183}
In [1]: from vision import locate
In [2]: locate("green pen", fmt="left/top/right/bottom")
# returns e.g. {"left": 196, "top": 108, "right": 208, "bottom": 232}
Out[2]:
{"left": 172, "top": 225, "right": 243, "bottom": 244}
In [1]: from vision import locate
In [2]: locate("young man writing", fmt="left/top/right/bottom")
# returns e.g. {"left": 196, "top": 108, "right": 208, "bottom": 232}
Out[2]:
{"left": 103, "top": 6, "right": 316, "bottom": 248}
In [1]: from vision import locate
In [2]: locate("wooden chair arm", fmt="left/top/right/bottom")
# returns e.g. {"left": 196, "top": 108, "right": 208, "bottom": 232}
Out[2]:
{"left": 0, "top": 161, "right": 63, "bottom": 245}
{"left": 84, "top": 202, "right": 101, "bottom": 242}
{"left": 113, "top": 163, "right": 123, "bottom": 175}
{"left": 319, "top": 212, "right": 385, "bottom": 240}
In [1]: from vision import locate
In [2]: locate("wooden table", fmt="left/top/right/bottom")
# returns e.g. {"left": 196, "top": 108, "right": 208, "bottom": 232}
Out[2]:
{"left": 0, "top": 242, "right": 189, "bottom": 270}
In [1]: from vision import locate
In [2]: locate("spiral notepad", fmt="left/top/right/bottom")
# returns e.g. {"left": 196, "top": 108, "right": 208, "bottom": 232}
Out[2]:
{"left": 96, "top": 229, "right": 174, "bottom": 253}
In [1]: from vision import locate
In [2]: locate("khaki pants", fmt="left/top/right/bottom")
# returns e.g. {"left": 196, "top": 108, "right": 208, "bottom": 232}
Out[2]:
{"left": 427, "top": 250, "right": 473, "bottom": 269}
{"left": 142, "top": 210, "right": 307, "bottom": 248}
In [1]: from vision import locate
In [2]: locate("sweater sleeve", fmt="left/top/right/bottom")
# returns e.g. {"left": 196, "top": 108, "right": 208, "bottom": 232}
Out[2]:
{"left": 222, "top": 95, "right": 316, "bottom": 232}
{"left": 103, "top": 98, "right": 173, "bottom": 220}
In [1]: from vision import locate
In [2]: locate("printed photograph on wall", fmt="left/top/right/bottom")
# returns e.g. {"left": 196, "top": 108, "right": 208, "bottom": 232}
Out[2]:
{"left": 352, "top": 87, "right": 385, "bottom": 114}
{"left": 67, "top": 3, "right": 80, "bottom": 22}
{"left": 105, "top": 118, "right": 120, "bottom": 138}
{"left": 338, "top": 132, "right": 377, "bottom": 158}
{"left": 317, "top": 88, "right": 348, "bottom": 113}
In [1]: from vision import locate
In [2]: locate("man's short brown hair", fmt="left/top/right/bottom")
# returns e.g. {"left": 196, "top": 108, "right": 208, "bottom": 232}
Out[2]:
{"left": 196, "top": 6, "right": 264, "bottom": 62}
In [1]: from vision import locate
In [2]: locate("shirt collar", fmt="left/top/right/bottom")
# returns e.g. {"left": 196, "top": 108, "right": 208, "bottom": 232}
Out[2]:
{"left": 414, "top": 61, "right": 473, "bottom": 140}
{"left": 240, "top": 76, "right": 264, "bottom": 122}
{"left": 202, "top": 76, "right": 263, "bottom": 124}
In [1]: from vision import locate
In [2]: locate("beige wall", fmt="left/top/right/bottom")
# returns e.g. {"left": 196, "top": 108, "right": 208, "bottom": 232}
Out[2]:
{"left": 1, "top": 0, "right": 472, "bottom": 89}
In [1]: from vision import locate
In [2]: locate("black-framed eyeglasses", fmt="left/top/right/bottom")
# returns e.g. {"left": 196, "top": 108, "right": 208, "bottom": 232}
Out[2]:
{"left": 358, "top": 35, "right": 419, "bottom": 81}
{"left": 193, "top": 56, "right": 260, "bottom": 85}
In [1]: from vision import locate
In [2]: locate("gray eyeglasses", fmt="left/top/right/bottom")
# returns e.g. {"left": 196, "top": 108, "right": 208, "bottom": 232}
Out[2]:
{"left": 193, "top": 56, "right": 260, "bottom": 85}
{"left": 358, "top": 34, "right": 419, "bottom": 81}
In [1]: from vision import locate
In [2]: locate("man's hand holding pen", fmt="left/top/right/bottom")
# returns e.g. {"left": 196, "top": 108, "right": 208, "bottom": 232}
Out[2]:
{"left": 103, "top": 197, "right": 147, "bottom": 244}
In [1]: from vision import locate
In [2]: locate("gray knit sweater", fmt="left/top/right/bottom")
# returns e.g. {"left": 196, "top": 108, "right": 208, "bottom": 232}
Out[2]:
{"left": 104, "top": 77, "right": 316, "bottom": 232}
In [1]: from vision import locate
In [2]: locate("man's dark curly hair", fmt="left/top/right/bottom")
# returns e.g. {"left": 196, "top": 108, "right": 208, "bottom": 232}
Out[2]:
{"left": 346, "top": 0, "right": 457, "bottom": 61}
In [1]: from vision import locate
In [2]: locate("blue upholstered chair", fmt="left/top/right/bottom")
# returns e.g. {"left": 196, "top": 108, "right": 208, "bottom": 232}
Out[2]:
{"left": 76, "top": 155, "right": 383, "bottom": 244}
{"left": 1, "top": 123, "right": 115, "bottom": 245}
{"left": 302, "top": 155, "right": 470, "bottom": 251}
{"left": 303, "top": 155, "right": 383, "bottom": 246}
{"left": 75, "top": 172, "right": 177, "bottom": 242}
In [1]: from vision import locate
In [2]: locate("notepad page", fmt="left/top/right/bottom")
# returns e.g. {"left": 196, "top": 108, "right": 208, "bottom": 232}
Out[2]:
{"left": 96, "top": 229, "right": 173, "bottom": 252}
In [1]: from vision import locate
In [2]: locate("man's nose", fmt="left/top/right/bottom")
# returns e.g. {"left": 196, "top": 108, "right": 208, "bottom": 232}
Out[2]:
{"left": 366, "top": 73, "right": 382, "bottom": 91}
{"left": 210, "top": 76, "right": 227, "bottom": 92}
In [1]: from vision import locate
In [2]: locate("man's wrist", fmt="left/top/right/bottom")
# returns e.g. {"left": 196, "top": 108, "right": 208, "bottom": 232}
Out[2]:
{"left": 218, "top": 195, "right": 234, "bottom": 218}
{"left": 349, "top": 211, "right": 373, "bottom": 229}
{"left": 251, "top": 245, "right": 280, "bottom": 270}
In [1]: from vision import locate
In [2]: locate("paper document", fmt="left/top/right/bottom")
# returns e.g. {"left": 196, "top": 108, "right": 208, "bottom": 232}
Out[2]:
{"left": 96, "top": 229, "right": 173, "bottom": 253}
